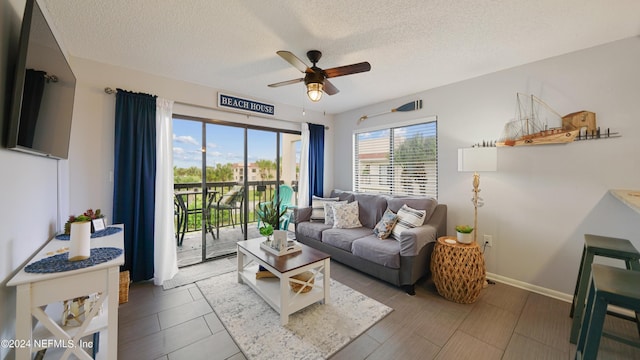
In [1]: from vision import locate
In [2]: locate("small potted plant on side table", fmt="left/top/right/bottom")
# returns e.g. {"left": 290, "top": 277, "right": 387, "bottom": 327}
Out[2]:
{"left": 455, "top": 225, "right": 474, "bottom": 244}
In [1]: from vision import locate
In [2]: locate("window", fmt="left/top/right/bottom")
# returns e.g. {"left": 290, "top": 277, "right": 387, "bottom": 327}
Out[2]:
{"left": 354, "top": 118, "right": 437, "bottom": 198}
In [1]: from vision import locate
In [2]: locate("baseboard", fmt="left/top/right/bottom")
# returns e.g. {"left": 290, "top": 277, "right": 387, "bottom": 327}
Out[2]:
{"left": 486, "top": 272, "right": 573, "bottom": 303}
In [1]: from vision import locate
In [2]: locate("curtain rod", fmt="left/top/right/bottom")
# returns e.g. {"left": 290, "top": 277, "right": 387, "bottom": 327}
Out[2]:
{"left": 103, "top": 87, "right": 329, "bottom": 130}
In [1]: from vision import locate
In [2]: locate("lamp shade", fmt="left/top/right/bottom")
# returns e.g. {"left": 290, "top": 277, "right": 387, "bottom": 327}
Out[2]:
{"left": 458, "top": 147, "right": 497, "bottom": 172}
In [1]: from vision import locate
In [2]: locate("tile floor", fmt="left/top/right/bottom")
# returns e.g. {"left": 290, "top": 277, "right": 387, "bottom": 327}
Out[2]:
{"left": 117, "top": 259, "right": 640, "bottom": 360}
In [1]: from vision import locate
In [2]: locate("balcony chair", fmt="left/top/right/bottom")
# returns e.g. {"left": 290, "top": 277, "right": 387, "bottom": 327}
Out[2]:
{"left": 206, "top": 185, "right": 244, "bottom": 239}
{"left": 256, "top": 184, "right": 294, "bottom": 231}
{"left": 174, "top": 194, "right": 188, "bottom": 246}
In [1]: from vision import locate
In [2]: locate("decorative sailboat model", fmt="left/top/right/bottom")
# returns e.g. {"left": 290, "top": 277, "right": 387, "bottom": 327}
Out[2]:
{"left": 497, "top": 93, "right": 579, "bottom": 146}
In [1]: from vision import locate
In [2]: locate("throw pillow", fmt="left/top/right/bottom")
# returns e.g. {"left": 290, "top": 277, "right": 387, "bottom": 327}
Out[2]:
{"left": 324, "top": 201, "right": 347, "bottom": 226}
{"left": 333, "top": 201, "right": 363, "bottom": 229}
{"left": 391, "top": 204, "right": 426, "bottom": 241}
{"left": 373, "top": 209, "right": 399, "bottom": 239}
{"left": 310, "top": 196, "right": 339, "bottom": 222}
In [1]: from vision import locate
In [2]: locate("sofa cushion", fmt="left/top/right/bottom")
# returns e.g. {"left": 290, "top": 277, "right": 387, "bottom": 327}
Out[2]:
{"left": 330, "top": 189, "right": 356, "bottom": 202}
{"left": 387, "top": 197, "right": 438, "bottom": 224}
{"left": 296, "top": 221, "right": 331, "bottom": 241}
{"left": 353, "top": 193, "right": 388, "bottom": 228}
{"left": 333, "top": 201, "right": 363, "bottom": 229}
{"left": 352, "top": 236, "right": 401, "bottom": 269}
{"left": 324, "top": 201, "right": 348, "bottom": 226}
{"left": 322, "top": 227, "right": 372, "bottom": 252}
{"left": 310, "top": 196, "right": 339, "bottom": 222}
{"left": 391, "top": 204, "right": 426, "bottom": 241}
{"left": 373, "top": 209, "right": 399, "bottom": 239}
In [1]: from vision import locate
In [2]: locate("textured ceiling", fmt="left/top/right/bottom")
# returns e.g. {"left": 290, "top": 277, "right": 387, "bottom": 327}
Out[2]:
{"left": 40, "top": 0, "right": 640, "bottom": 114}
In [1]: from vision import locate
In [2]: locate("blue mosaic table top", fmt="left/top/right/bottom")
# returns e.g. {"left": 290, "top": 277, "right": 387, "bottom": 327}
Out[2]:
{"left": 25, "top": 247, "right": 123, "bottom": 273}
{"left": 55, "top": 226, "right": 122, "bottom": 241}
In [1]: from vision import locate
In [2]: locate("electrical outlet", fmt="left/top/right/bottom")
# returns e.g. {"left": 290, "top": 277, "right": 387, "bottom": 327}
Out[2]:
{"left": 483, "top": 234, "right": 493, "bottom": 247}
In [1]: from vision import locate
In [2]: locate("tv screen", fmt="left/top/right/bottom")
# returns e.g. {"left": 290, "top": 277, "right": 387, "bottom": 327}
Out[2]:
{"left": 6, "top": 0, "right": 76, "bottom": 159}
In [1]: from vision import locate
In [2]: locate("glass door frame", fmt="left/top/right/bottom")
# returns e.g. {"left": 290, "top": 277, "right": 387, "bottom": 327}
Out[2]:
{"left": 174, "top": 114, "right": 300, "bottom": 265}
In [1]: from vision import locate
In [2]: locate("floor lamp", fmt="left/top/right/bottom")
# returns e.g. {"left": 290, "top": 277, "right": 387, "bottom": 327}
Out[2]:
{"left": 457, "top": 147, "right": 497, "bottom": 243}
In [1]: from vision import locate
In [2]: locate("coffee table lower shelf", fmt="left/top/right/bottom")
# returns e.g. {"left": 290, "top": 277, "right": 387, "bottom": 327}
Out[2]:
{"left": 236, "top": 239, "right": 331, "bottom": 325}
{"left": 239, "top": 264, "right": 326, "bottom": 320}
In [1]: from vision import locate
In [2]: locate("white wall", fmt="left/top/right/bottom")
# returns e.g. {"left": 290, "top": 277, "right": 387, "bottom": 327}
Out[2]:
{"left": 1, "top": 1, "right": 64, "bottom": 357}
{"left": 334, "top": 37, "right": 640, "bottom": 298}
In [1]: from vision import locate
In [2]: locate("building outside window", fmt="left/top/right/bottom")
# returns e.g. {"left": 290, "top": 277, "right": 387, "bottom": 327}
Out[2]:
{"left": 353, "top": 117, "right": 437, "bottom": 198}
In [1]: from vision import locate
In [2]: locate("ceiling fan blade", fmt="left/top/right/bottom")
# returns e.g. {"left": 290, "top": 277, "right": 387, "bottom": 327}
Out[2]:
{"left": 323, "top": 62, "right": 371, "bottom": 78}
{"left": 276, "top": 50, "right": 309, "bottom": 73}
{"left": 268, "top": 78, "right": 304, "bottom": 87}
{"left": 323, "top": 79, "right": 339, "bottom": 95}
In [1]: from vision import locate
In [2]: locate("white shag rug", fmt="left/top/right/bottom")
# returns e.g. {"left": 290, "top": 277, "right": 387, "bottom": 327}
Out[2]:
{"left": 163, "top": 257, "right": 237, "bottom": 289}
{"left": 197, "top": 272, "right": 392, "bottom": 360}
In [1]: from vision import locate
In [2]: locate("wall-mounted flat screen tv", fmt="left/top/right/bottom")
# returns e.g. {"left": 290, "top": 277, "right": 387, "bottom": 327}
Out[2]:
{"left": 6, "top": 0, "right": 76, "bottom": 159}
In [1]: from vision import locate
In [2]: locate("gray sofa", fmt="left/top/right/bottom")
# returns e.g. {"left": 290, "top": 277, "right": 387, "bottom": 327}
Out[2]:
{"left": 295, "top": 190, "right": 447, "bottom": 295}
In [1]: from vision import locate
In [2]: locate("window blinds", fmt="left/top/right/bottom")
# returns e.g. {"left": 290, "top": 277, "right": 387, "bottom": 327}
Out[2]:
{"left": 354, "top": 121, "right": 437, "bottom": 198}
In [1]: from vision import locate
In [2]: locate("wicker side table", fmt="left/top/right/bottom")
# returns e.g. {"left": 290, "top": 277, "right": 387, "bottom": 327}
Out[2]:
{"left": 430, "top": 236, "right": 486, "bottom": 304}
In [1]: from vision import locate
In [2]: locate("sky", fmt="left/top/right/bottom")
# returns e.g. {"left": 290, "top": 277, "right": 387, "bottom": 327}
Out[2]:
{"left": 172, "top": 118, "right": 297, "bottom": 169}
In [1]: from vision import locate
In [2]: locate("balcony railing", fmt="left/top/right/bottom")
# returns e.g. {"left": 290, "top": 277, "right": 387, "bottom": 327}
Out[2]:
{"left": 174, "top": 180, "right": 298, "bottom": 234}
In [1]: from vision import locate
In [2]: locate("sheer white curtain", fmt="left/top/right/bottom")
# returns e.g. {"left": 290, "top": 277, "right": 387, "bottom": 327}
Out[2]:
{"left": 298, "top": 123, "right": 310, "bottom": 207}
{"left": 154, "top": 98, "right": 178, "bottom": 285}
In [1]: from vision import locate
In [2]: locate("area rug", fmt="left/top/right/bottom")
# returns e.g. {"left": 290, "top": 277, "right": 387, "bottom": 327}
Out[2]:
{"left": 197, "top": 272, "right": 392, "bottom": 360}
{"left": 163, "top": 257, "right": 237, "bottom": 289}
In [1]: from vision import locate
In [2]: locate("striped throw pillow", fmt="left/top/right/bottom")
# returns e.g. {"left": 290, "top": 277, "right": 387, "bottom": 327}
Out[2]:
{"left": 310, "top": 196, "right": 339, "bottom": 222}
{"left": 390, "top": 204, "right": 426, "bottom": 241}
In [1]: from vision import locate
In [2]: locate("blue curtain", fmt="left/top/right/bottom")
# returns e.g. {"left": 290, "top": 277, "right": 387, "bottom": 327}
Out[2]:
{"left": 113, "top": 89, "right": 157, "bottom": 282}
{"left": 308, "top": 123, "right": 325, "bottom": 199}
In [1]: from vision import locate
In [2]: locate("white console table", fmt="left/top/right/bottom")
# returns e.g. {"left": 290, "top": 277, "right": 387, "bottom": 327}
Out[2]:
{"left": 7, "top": 225, "right": 124, "bottom": 360}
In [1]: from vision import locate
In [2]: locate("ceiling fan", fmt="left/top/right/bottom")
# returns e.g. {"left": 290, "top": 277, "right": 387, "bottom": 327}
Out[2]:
{"left": 268, "top": 50, "right": 371, "bottom": 102}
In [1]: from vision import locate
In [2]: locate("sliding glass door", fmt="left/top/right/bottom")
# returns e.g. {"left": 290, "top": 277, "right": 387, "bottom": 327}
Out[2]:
{"left": 173, "top": 116, "right": 300, "bottom": 266}
{"left": 173, "top": 118, "right": 204, "bottom": 267}
{"left": 203, "top": 123, "right": 248, "bottom": 261}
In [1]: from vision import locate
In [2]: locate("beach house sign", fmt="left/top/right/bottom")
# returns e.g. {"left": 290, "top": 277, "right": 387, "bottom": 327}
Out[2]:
{"left": 218, "top": 93, "right": 275, "bottom": 116}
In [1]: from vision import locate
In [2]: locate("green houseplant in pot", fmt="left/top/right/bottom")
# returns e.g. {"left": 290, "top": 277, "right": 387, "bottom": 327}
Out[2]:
{"left": 256, "top": 199, "right": 286, "bottom": 242}
{"left": 259, "top": 224, "right": 274, "bottom": 241}
{"left": 64, "top": 208, "right": 105, "bottom": 234}
{"left": 455, "top": 225, "right": 474, "bottom": 244}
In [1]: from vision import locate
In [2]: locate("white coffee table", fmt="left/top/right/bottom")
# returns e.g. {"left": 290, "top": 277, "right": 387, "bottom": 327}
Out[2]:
{"left": 236, "top": 238, "right": 330, "bottom": 325}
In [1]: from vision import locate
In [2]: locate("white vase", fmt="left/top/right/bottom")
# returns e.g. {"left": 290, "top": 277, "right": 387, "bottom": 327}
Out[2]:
{"left": 456, "top": 231, "right": 473, "bottom": 244}
{"left": 69, "top": 221, "right": 91, "bottom": 261}
{"left": 273, "top": 230, "right": 287, "bottom": 250}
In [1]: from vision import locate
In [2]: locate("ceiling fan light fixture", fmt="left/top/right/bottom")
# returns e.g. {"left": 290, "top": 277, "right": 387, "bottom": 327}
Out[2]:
{"left": 269, "top": 50, "right": 371, "bottom": 101}
{"left": 306, "top": 82, "right": 323, "bottom": 102}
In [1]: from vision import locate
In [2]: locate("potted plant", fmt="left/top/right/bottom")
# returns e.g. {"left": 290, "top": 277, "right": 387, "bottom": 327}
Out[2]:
{"left": 455, "top": 225, "right": 474, "bottom": 244}
{"left": 65, "top": 208, "right": 105, "bottom": 234}
{"left": 256, "top": 200, "right": 287, "bottom": 232}
{"left": 257, "top": 200, "right": 287, "bottom": 249}
{"left": 259, "top": 223, "right": 274, "bottom": 241}
{"left": 64, "top": 214, "right": 92, "bottom": 235}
